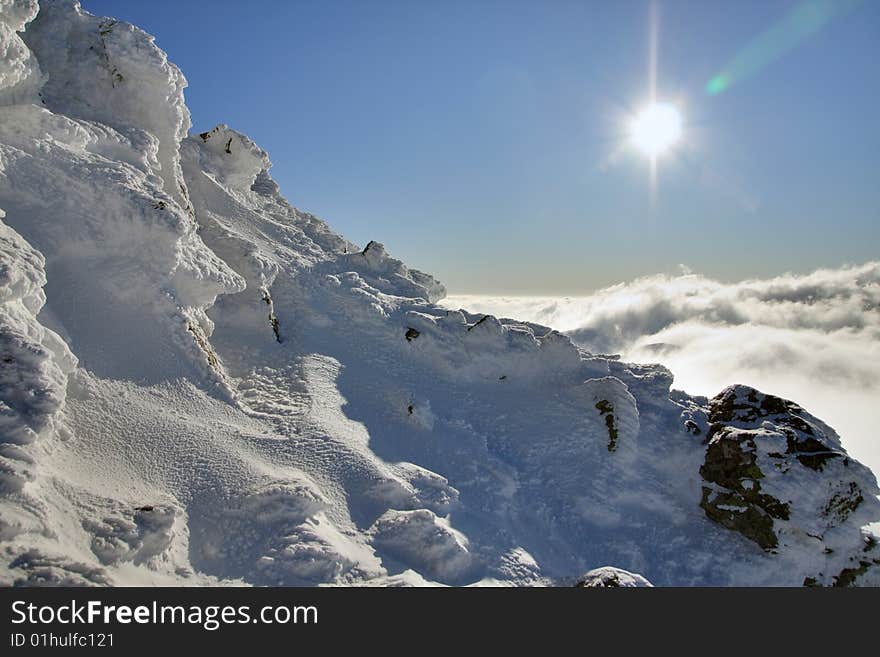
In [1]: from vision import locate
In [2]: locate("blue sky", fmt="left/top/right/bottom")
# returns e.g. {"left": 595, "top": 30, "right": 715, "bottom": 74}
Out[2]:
{"left": 82, "top": 0, "right": 879, "bottom": 294}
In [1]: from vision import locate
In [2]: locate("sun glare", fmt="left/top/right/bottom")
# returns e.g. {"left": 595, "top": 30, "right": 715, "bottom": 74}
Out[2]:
{"left": 629, "top": 102, "right": 683, "bottom": 158}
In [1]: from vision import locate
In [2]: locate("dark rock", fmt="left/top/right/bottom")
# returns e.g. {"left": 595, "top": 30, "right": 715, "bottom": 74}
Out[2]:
{"left": 833, "top": 560, "right": 876, "bottom": 587}
{"left": 595, "top": 400, "right": 618, "bottom": 453}
{"left": 684, "top": 419, "right": 701, "bottom": 436}
{"left": 824, "top": 482, "right": 864, "bottom": 524}
{"left": 186, "top": 322, "right": 220, "bottom": 370}
{"left": 700, "top": 387, "right": 807, "bottom": 550}
{"left": 260, "top": 289, "right": 282, "bottom": 343}
{"left": 699, "top": 422, "right": 792, "bottom": 550}
{"left": 698, "top": 384, "right": 879, "bottom": 561}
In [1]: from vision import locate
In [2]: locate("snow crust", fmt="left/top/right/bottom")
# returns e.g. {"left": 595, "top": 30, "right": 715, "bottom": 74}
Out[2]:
{"left": 0, "top": 0, "right": 877, "bottom": 586}
{"left": 575, "top": 566, "right": 653, "bottom": 587}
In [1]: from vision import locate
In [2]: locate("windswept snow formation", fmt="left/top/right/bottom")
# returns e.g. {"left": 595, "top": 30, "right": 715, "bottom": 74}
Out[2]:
{"left": 1, "top": 1, "right": 878, "bottom": 587}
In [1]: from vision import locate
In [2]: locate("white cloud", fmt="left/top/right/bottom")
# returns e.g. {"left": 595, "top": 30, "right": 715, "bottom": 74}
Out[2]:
{"left": 443, "top": 261, "right": 880, "bottom": 477}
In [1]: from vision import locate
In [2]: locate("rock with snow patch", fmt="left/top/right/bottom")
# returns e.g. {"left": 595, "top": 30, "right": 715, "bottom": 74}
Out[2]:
{"left": 574, "top": 566, "right": 653, "bottom": 587}
{"left": 700, "top": 385, "right": 880, "bottom": 583}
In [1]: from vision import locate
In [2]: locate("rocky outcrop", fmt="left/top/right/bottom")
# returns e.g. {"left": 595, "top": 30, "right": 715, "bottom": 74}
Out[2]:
{"left": 699, "top": 385, "right": 880, "bottom": 583}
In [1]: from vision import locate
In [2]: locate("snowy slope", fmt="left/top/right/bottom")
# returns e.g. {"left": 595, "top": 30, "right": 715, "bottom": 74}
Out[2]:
{"left": 1, "top": 0, "right": 878, "bottom": 587}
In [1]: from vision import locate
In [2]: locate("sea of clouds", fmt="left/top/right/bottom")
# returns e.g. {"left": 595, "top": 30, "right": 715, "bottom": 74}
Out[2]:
{"left": 443, "top": 261, "right": 880, "bottom": 477}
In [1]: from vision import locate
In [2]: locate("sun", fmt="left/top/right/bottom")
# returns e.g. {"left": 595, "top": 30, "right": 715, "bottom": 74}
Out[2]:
{"left": 628, "top": 102, "right": 683, "bottom": 158}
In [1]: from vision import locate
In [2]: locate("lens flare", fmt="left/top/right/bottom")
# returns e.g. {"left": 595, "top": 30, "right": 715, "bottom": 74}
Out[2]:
{"left": 705, "top": 0, "right": 865, "bottom": 95}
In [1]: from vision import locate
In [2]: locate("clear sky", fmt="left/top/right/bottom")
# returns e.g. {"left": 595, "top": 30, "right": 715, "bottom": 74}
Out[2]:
{"left": 81, "top": 0, "right": 879, "bottom": 294}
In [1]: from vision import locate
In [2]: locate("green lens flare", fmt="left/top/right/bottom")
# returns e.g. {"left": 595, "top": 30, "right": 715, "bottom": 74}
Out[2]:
{"left": 705, "top": 0, "right": 864, "bottom": 96}
{"left": 706, "top": 75, "right": 729, "bottom": 95}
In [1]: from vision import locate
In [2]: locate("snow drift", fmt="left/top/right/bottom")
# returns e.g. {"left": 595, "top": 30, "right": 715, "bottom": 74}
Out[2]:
{"left": 1, "top": 0, "right": 878, "bottom": 587}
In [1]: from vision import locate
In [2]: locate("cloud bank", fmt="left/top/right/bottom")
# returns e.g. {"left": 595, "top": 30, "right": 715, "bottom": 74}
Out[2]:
{"left": 443, "top": 262, "right": 880, "bottom": 477}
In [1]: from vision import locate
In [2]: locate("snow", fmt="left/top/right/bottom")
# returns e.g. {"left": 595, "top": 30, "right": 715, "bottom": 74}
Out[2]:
{"left": 0, "top": 210, "right": 75, "bottom": 494}
{"left": 0, "top": 0, "right": 878, "bottom": 587}
{"left": 22, "top": 0, "right": 192, "bottom": 209}
{"left": 575, "top": 566, "right": 653, "bottom": 587}
{"left": 0, "top": 1, "right": 41, "bottom": 106}
{"left": 369, "top": 509, "right": 474, "bottom": 583}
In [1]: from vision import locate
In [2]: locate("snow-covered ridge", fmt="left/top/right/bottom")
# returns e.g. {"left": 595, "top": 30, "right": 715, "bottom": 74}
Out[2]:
{"left": 0, "top": 0, "right": 878, "bottom": 586}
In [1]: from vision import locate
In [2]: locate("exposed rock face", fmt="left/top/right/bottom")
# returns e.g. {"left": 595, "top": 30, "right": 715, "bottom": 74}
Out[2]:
{"left": 700, "top": 422, "right": 791, "bottom": 550}
{"left": 699, "top": 385, "right": 880, "bottom": 584}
